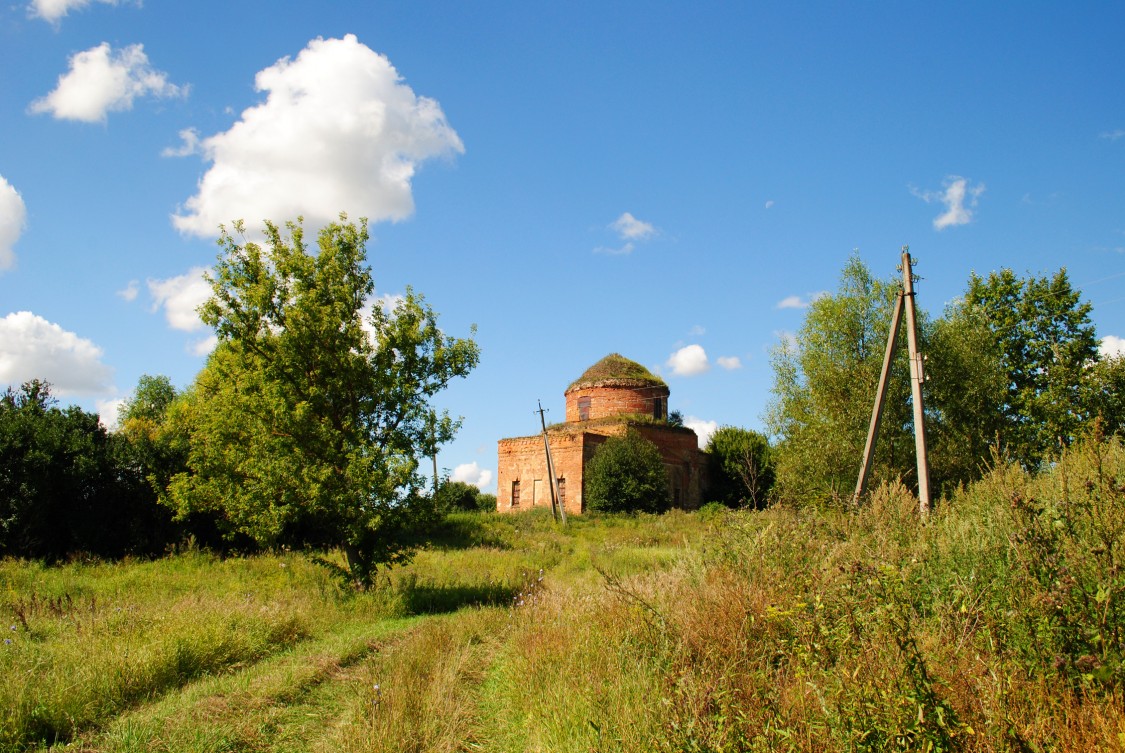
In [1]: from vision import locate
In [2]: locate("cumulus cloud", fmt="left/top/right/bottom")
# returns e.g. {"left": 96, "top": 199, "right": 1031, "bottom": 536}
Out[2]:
{"left": 30, "top": 43, "right": 186, "bottom": 123}
{"left": 683, "top": 416, "right": 718, "bottom": 449}
{"left": 1101, "top": 335, "right": 1125, "bottom": 359}
{"left": 28, "top": 0, "right": 132, "bottom": 23}
{"left": 451, "top": 462, "right": 493, "bottom": 489}
{"left": 96, "top": 396, "right": 125, "bottom": 430}
{"left": 611, "top": 212, "right": 656, "bottom": 241}
{"left": 666, "top": 344, "right": 709, "bottom": 376}
{"left": 190, "top": 335, "right": 217, "bottom": 357}
{"left": 776, "top": 292, "right": 826, "bottom": 310}
{"left": 161, "top": 127, "right": 201, "bottom": 158}
{"left": 911, "top": 176, "right": 985, "bottom": 231}
{"left": 0, "top": 311, "right": 113, "bottom": 396}
{"left": 717, "top": 355, "right": 742, "bottom": 370}
{"left": 0, "top": 175, "right": 27, "bottom": 272}
{"left": 595, "top": 211, "right": 659, "bottom": 254}
{"left": 147, "top": 267, "right": 210, "bottom": 331}
{"left": 116, "top": 280, "right": 139, "bottom": 302}
{"left": 172, "top": 34, "right": 463, "bottom": 238}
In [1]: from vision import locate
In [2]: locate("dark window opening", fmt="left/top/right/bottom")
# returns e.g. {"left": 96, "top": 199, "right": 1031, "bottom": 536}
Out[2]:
{"left": 557, "top": 477, "right": 567, "bottom": 506}
{"left": 653, "top": 396, "right": 666, "bottom": 420}
{"left": 511, "top": 480, "right": 521, "bottom": 508}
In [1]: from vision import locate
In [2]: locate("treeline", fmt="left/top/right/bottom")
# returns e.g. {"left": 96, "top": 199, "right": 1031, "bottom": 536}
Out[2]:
{"left": 766, "top": 255, "right": 1125, "bottom": 504}
{"left": 2, "top": 217, "right": 480, "bottom": 584}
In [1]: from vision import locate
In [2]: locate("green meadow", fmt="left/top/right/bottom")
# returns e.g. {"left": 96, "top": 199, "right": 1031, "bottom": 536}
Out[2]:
{"left": 3, "top": 438, "right": 1124, "bottom": 752}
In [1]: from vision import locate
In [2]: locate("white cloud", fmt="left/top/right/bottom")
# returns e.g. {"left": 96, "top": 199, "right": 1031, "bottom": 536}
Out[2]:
{"left": 189, "top": 335, "right": 217, "bottom": 357}
{"left": 172, "top": 34, "right": 463, "bottom": 238}
{"left": 776, "top": 292, "right": 825, "bottom": 310}
{"left": 610, "top": 212, "right": 656, "bottom": 241}
{"left": 764, "top": 200, "right": 775, "bottom": 209}
{"left": 689, "top": 324, "right": 706, "bottom": 336}
{"left": 0, "top": 311, "right": 113, "bottom": 396}
{"left": 1100, "top": 129, "right": 1125, "bottom": 142}
{"left": 593, "top": 242, "right": 635, "bottom": 255}
{"left": 28, "top": 0, "right": 132, "bottom": 23}
{"left": 774, "top": 329, "right": 798, "bottom": 351}
{"left": 1100, "top": 335, "right": 1125, "bottom": 359}
{"left": 96, "top": 396, "right": 125, "bottom": 430}
{"left": 30, "top": 43, "right": 186, "bottom": 123}
{"left": 162, "top": 127, "right": 201, "bottom": 158}
{"left": 717, "top": 355, "right": 742, "bottom": 370}
{"left": 666, "top": 344, "right": 709, "bottom": 376}
{"left": 911, "top": 176, "right": 985, "bottom": 231}
{"left": 116, "top": 279, "right": 139, "bottom": 302}
{"left": 683, "top": 416, "right": 718, "bottom": 449}
{"left": 147, "top": 267, "right": 210, "bottom": 331}
{"left": 451, "top": 461, "right": 493, "bottom": 489}
{"left": 0, "top": 175, "right": 27, "bottom": 272}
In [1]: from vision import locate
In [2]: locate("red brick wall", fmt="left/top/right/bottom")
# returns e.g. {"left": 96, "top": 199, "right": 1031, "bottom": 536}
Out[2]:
{"left": 496, "top": 432, "right": 588, "bottom": 515}
{"left": 496, "top": 422, "right": 707, "bottom": 513}
{"left": 564, "top": 384, "right": 670, "bottom": 423}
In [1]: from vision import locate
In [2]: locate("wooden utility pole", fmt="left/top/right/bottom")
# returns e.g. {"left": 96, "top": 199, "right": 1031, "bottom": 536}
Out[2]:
{"left": 901, "top": 249, "right": 932, "bottom": 512}
{"left": 428, "top": 411, "right": 440, "bottom": 495}
{"left": 853, "top": 247, "right": 932, "bottom": 513}
{"left": 854, "top": 291, "right": 903, "bottom": 504}
{"left": 537, "top": 401, "right": 567, "bottom": 524}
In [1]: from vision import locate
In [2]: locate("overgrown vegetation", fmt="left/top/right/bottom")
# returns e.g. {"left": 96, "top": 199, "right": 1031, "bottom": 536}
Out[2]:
{"left": 768, "top": 255, "right": 1125, "bottom": 504}
{"left": 3, "top": 443, "right": 1124, "bottom": 750}
{"left": 584, "top": 430, "right": 672, "bottom": 513}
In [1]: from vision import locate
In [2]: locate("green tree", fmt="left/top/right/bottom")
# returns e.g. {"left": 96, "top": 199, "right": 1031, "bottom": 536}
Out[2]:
{"left": 584, "top": 429, "right": 671, "bottom": 513}
{"left": 924, "top": 301, "right": 1010, "bottom": 493}
{"left": 766, "top": 254, "right": 915, "bottom": 504}
{"left": 705, "top": 426, "right": 774, "bottom": 508}
{"left": 1085, "top": 354, "right": 1125, "bottom": 438}
{"left": 0, "top": 380, "right": 132, "bottom": 558}
{"left": 164, "top": 216, "right": 479, "bottom": 588}
{"left": 116, "top": 375, "right": 187, "bottom": 497}
{"left": 957, "top": 268, "right": 1099, "bottom": 469}
{"left": 435, "top": 480, "right": 490, "bottom": 512}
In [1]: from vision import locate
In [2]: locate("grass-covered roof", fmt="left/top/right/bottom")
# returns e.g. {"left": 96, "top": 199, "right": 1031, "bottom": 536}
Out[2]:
{"left": 566, "top": 353, "right": 667, "bottom": 392}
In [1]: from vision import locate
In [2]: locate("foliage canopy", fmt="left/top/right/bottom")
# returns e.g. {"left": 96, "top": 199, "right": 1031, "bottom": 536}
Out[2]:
{"left": 584, "top": 429, "right": 671, "bottom": 514}
{"left": 705, "top": 426, "right": 774, "bottom": 508}
{"left": 164, "top": 216, "right": 479, "bottom": 587}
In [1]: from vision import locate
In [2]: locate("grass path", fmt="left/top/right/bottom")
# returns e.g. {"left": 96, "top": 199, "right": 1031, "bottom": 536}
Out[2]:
{"left": 66, "top": 616, "right": 424, "bottom": 753}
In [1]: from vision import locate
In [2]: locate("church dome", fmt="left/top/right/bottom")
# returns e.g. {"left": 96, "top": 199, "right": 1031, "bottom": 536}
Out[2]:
{"left": 564, "top": 354, "right": 669, "bottom": 423}
{"left": 565, "top": 353, "right": 667, "bottom": 393}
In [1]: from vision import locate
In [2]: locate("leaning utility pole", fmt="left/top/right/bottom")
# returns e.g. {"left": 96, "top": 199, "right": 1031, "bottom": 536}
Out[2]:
{"left": 853, "top": 247, "right": 932, "bottom": 513}
{"left": 536, "top": 401, "right": 567, "bottom": 524}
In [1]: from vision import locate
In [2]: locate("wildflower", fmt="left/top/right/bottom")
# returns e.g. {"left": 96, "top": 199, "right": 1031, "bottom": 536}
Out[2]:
{"left": 4, "top": 639, "right": 11, "bottom": 645}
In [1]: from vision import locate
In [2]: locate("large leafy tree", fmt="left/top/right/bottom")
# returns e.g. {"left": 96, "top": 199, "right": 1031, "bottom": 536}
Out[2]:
{"left": 164, "top": 216, "right": 479, "bottom": 587}
{"left": 957, "top": 268, "right": 1099, "bottom": 469}
{"left": 0, "top": 381, "right": 130, "bottom": 558}
{"left": 704, "top": 426, "right": 774, "bottom": 509}
{"left": 766, "top": 254, "right": 916, "bottom": 504}
{"left": 585, "top": 430, "right": 671, "bottom": 514}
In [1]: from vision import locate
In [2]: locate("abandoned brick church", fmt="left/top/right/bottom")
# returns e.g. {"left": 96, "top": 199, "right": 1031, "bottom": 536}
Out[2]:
{"left": 496, "top": 354, "right": 707, "bottom": 514}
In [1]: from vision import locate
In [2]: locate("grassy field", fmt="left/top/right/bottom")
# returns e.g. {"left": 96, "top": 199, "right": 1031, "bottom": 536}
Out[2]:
{"left": 3, "top": 438, "right": 1125, "bottom": 751}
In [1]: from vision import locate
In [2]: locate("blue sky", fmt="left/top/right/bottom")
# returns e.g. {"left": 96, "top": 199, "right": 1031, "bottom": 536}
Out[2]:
{"left": 1, "top": 2, "right": 1123, "bottom": 492}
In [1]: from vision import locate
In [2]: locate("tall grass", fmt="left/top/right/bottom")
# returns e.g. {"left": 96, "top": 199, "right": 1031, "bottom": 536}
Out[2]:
{"left": 0, "top": 551, "right": 394, "bottom": 751}
{"left": 4, "top": 445, "right": 1123, "bottom": 751}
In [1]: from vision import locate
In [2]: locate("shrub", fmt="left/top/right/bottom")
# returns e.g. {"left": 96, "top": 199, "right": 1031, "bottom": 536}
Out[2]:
{"left": 705, "top": 426, "right": 774, "bottom": 508}
{"left": 585, "top": 430, "right": 671, "bottom": 513}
